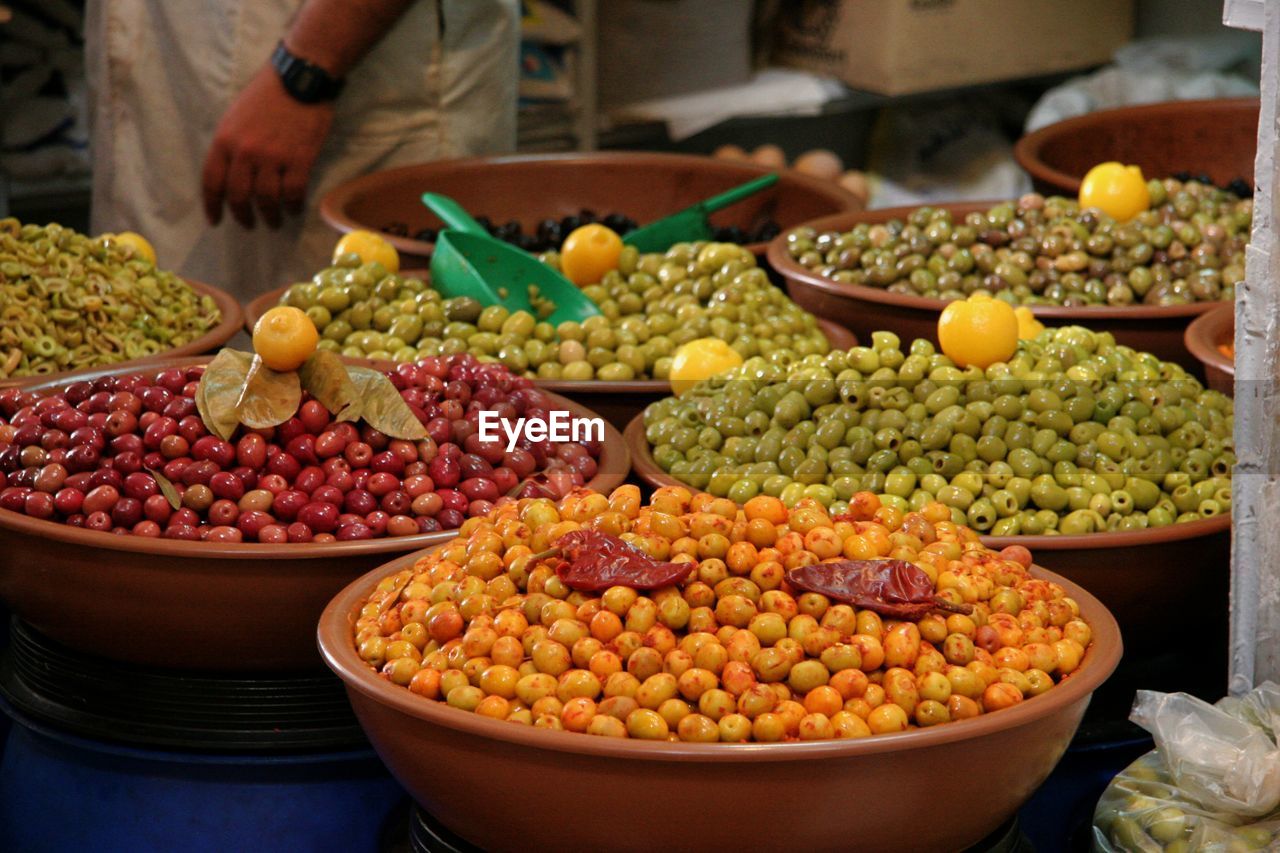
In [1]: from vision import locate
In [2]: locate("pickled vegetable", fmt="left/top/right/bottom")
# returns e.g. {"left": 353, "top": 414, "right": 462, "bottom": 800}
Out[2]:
{"left": 642, "top": 326, "right": 1233, "bottom": 534}
{"left": 0, "top": 219, "right": 221, "bottom": 378}
{"left": 786, "top": 183, "right": 1250, "bottom": 307}
{"left": 351, "top": 486, "right": 1095, "bottom": 741}
{"left": 278, "top": 243, "right": 828, "bottom": 380}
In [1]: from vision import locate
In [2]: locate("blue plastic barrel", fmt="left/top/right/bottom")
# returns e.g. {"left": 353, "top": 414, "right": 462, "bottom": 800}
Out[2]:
{"left": 0, "top": 607, "right": 9, "bottom": 762}
{"left": 1, "top": 702, "right": 405, "bottom": 853}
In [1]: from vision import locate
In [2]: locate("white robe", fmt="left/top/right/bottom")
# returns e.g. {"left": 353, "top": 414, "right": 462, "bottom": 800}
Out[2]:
{"left": 85, "top": 0, "right": 518, "bottom": 299}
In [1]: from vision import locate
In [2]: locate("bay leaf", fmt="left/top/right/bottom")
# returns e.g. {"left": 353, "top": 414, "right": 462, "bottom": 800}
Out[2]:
{"left": 146, "top": 467, "right": 182, "bottom": 511}
{"left": 237, "top": 355, "right": 302, "bottom": 430}
{"left": 345, "top": 365, "right": 428, "bottom": 440}
{"left": 196, "top": 349, "right": 253, "bottom": 441}
{"left": 299, "top": 350, "right": 361, "bottom": 422}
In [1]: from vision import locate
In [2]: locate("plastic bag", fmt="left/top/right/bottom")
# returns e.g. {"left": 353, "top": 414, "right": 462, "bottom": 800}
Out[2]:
{"left": 863, "top": 94, "right": 1032, "bottom": 209}
{"left": 1092, "top": 683, "right": 1280, "bottom": 852}
{"left": 1131, "top": 690, "right": 1280, "bottom": 818}
{"left": 1025, "top": 32, "right": 1259, "bottom": 132}
{"left": 1093, "top": 752, "right": 1280, "bottom": 852}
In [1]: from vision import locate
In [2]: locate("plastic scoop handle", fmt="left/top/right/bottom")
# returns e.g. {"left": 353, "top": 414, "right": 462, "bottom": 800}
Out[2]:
{"left": 689, "top": 173, "right": 779, "bottom": 214}
{"left": 421, "top": 192, "right": 490, "bottom": 237}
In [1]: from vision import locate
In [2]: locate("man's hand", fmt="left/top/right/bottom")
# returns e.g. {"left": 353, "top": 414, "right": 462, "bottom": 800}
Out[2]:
{"left": 201, "top": 64, "right": 335, "bottom": 229}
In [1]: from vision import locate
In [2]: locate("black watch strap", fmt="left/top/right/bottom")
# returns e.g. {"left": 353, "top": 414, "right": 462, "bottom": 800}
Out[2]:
{"left": 271, "top": 41, "right": 345, "bottom": 104}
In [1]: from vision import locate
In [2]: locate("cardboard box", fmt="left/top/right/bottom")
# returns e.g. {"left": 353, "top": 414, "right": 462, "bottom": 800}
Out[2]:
{"left": 771, "top": 0, "right": 1134, "bottom": 96}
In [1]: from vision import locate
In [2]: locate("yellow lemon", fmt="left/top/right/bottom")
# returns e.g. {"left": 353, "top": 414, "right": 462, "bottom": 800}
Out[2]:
{"left": 253, "top": 306, "right": 319, "bottom": 372}
{"left": 334, "top": 230, "right": 400, "bottom": 273}
{"left": 937, "top": 296, "right": 1019, "bottom": 368}
{"left": 669, "top": 338, "right": 744, "bottom": 395}
{"left": 560, "top": 224, "right": 623, "bottom": 286}
{"left": 1079, "top": 162, "right": 1150, "bottom": 222}
{"left": 1014, "top": 306, "right": 1045, "bottom": 340}
{"left": 112, "top": 232, "right": 157, "bottom": 265}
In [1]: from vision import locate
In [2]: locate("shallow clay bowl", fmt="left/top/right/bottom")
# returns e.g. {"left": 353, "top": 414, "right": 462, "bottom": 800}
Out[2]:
{"left": 625, "top": 414, "right": 1228, "bottom": 664}
{"left": 0, "top": 359, "right": 628, "bottom": 672}
{"left": 320, "top": 549, "right": 1121, "bottom": 852}
{"left": 318, "top": 152, "right": 863, "bottom": 267}
{"left": 1184, "top": 302, "right": 1234, "bottom": 396}
{"left": 0, "top": 278, "right": 244, "bottom": 391}
{"left": 1014, "top": 98, "right": 1259, "bottom": 196}
{"left": 247, "top": 281, "right": 858, "bottom": 432}
{"left": 769, "top": 204, "right": 1230, "bottom": 373}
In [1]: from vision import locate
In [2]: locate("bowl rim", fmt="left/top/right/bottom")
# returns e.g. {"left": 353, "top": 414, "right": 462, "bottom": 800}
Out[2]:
{"left": 765, "top": 202, "right": 1227, "bottom": 321}
{"left": 318, "top": 546, "right": 1121, "bottom": 763}
{"left": 317, "top": 150, "right": 864, "bottom": 259}
{"left": 1183, "top": 301, "right": 1234, "bottom": 380}
{"left": 1013, "top": 96, "right": 1262, "bottom": 195}
{"left": 0, "top": 277, "right": 245, "bottom": 390}
{"left": 244, "top": 281, "right": 859, "bottom": 395}
{"left": 622, "top": 412, "right": 1232, "bottom": 551}
{"left": 0, "top": 357, "right": 630, "bottom": 561}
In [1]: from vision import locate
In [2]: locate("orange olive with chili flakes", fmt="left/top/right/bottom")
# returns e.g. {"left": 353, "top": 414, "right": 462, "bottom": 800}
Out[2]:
{"left": 351, "top": 485, "right": 1093, "bottom": 741}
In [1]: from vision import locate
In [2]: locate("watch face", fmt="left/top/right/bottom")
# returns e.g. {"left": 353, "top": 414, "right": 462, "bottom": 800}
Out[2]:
{"left": 292, "top": 66, "right": 320, "bottom": 95}
{"left": 273, "top": 44, "right": 341, "bottom": 103}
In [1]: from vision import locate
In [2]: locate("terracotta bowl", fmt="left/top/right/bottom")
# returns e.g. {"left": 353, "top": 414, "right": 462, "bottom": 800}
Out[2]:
{"left": 1014, "top": 98, "right": 1260, "bottom": 196}
{"left": 768, "top": 204, "right": 1229, "bottom": 372}
{"left": 624, "top": 414, "right": 1228, "bottom": 661}
{"left": 318, "top": 152, "right": 863, "bottom": 266}
{"left": 1184, "top": 302, "right": 1234, "bottom": 395}
{"left": 246, "top": 282, "right": 858, "bottom": 432}
{"left": 0, "top": 278, "right": 244, "bottom": 391}
{"left": 319, "top": 550, "right": 1121, "bottom": 852}
{"left": 0, "top": 359, "right": 629, "bottom": 672}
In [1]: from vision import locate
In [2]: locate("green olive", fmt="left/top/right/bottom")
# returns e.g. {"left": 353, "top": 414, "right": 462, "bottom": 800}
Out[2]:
{"left": 279, "top": 241, "right": 830, "bottom": 382}
{"left": 645, "top": 323, "right": 1232, "bottom": 539}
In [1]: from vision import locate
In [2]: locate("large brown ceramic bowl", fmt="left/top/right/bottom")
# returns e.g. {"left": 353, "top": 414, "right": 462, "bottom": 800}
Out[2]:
{"left": 625, "top": 414, "right": 1229, "bottom": 662}
{"left": 246, "top": 282, "right": 858, "bottom": 431}
{"left": 0, "top": 359, "right": 628, "bottom": 671}
{"left": 0, "top": 278, "right": 244, "bottom": 390}
{"left": 768, "top": 204, "right": 1228, "bottom": 372}
{"left": 318, "top": 152, "right": 863, "bottom": 266}
{"left": 1014, "top": 98, "right": 1259, "bottom": 196}
{"left": 1184, "top": 302, "right": 1234, "bottom": 395}
{"left": 319, "top": 550, "right": 1120, "bottom": 852}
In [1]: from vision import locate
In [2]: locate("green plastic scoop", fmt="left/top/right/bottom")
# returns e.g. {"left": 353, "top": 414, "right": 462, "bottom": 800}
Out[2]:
{"left": 421, "top": 192, "right": 601, "bottom": 326}
{"left": 621, "top": 173, "right": 780, "bottom": 253}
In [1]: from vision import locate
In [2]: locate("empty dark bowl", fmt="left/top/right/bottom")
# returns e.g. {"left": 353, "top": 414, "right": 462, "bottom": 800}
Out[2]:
{"left": 768, "top": 204, "right": 1227, "bottom": 372}
{"left": 0, "top": 359, "right": 628, "bottom": 671}
{"left": 319, "top": 549, "right": 1121, "bottom": 852}
{"left": 318, "top": 152, "right": 863, "bottom": 266}
{"left": 1014, "top": 98, "right": 1259, "bottom": 196}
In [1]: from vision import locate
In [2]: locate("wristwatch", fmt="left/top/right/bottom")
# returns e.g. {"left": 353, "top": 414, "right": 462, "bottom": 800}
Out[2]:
{"left": 270, "top": 41, "right": 345, "bottom": 104}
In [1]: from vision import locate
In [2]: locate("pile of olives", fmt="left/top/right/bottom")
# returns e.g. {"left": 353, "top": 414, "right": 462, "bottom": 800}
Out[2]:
{"left": 642, "top": 326, "right": 1233, "bottom": 535}
{"left": 786, "top": 182, "right": 1250, "bottom": 307}
{"left": 279, "top": 243, "right": 829, "bottom": 381}
{"left": 354, "top": 485, "right": 1094, "bottom": 741}
{"left": 0, "top": 219, "right": 221, "bottom": 379}
{"left": 1093, "top": 751, "right": 1276, "bottom": 852}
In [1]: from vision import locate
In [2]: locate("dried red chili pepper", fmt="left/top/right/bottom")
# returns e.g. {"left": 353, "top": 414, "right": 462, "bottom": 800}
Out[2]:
{"left": 540, "top": 529, "right": 695, "bottom": 591}
{"left": 785, "top": 559, "right": 972, "bottom": 619}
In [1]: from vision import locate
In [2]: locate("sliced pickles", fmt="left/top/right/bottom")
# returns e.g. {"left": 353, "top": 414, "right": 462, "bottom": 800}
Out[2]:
{"left": 0, "top": 219, "right": 221, "bottom": 378}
